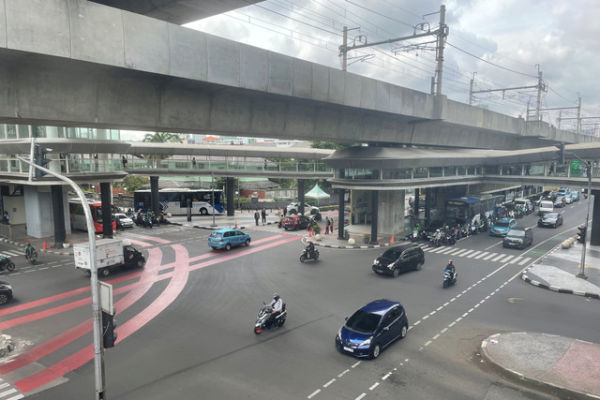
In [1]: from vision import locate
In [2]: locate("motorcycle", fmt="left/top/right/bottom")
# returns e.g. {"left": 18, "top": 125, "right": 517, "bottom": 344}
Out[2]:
{"left": 300, "top": 247, "right": 319, "bottom": 263}
{"left": 254, "top": 302, "right": 287, "bottom": 334}
{"left": 0, "top": 256, "right": 16, "bottom": 272}
{"left": 442, "top": 269, "right": 457, "bottom": 288}
{"left": 470, "top": 223, "right": 479, "bottom": 235}
{"left": 25, "top": 246, "right": 38, "bottom": 265}
{"left": 429, "top": 230, "right": 442, "bottom": 247}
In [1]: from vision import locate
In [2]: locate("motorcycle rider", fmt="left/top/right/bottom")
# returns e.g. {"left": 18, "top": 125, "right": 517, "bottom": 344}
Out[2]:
{"left": 305, "top": 241, "right": 316, "bottom": 259}
{"left": 24, "top": 243, "right": 36, "bottom": 262}
{"left": 268, "top": 293, "right": 283, "bottom": 327}
{"left": 444, "top": 259, "right": 456, "bottom": 280}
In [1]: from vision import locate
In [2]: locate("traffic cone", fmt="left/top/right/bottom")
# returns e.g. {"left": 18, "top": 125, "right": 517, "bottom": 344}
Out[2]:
{"left": 43, "top": 241, "right": 47, "bottom": 250}
{"left": 390, "top": 235, "right": 395, "bottom": 244}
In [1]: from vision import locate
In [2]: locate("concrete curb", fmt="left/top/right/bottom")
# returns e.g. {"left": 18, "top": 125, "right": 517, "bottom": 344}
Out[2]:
{"left": 521, "top": 268, "right": 600, "bottom": 299}
{"left": 481, "top": 333, "right": 600, "bottom": 400}
{"left": 301, "top": 236, "right": 391, "bottom": 249}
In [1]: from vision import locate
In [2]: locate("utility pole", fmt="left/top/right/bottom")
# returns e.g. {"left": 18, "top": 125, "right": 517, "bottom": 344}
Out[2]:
{"left": 578, "top": 160, "right": 592, "bottom": 280}
{"left": 339, "top": 5, "right": 448, "bottom": 95}
{"left": 468, "top": 72, "right": 476, "bottom": 105}
{"left": 535, "top": 65, "right": 543, "bottom": 121}
{"left": 576, "top": 96, "right": 582, "bottom": 134}
{"left": 434, "top": 4, "right": 447, "bottom": 96}
{"left": 557, "top": 110, "right": 562, "bottom": 129}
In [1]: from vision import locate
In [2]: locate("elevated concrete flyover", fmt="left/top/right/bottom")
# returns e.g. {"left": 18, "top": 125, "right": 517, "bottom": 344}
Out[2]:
{"left": 0, "top": 0, "right": 596, "bottom": 150}
{"left": 90, "top": 0, "right": 265, "bottom": 25}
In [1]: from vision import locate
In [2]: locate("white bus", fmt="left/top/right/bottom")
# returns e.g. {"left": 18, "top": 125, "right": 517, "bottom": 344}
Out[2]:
{"left": 133, "top": 188, "right": 224, "bottom": 216}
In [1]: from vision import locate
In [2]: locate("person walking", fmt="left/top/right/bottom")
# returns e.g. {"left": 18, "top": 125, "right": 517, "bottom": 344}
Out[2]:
{"left": 325, "top": 216, "right": 330, "bottom": 234}
{"left": 254, "top": 210, "right": 260, "bottom": 226}
{"left": 283, "top": 207, "right": 287, "bottom": 217}
{"left": 261, "top": 208, "right": 267, "bottom": 225}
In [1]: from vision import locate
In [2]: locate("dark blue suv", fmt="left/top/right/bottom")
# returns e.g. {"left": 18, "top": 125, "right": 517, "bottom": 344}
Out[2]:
{"left": 335, "top": 299, "right": 408, "bottom": 359}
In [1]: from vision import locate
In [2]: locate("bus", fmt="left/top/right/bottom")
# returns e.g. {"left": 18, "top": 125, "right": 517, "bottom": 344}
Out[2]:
{"left": 133, "top": 188, "right": 224, "bottom": 216}
{"left": 445, "top": 194, "right": 504, "bottom": 224}
{"left": 69, "top": 199, "right": 117, "bottom": 233}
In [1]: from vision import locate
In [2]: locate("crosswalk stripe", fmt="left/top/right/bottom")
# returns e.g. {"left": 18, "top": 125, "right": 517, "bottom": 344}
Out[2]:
{"left": 0, "top": 388, "right": 17, "bottom": 398}
{"left": 420, "top": 245, "right": 430, "bottom": 250}
{"left": 4, "top": 252, "right": 19, "bottom": 257}
{"left": 511, "top": 257, "right": 522, "bottom": 264}
{"left": 518, "top": 257, "right": 531, "bottom": 265}
{"left": 500, "top": 255, "right": 514, "bottom": 263}
{"left": 467, "top": 251, "right": 482, "bottom": 258}
{"left": 6, "top": 394, "right": 24, "bottom": 400}
{"left": 461, "top": 249, "right": 475, "bottom": 257}
{"left": 428, "top": 247, "right": 447, "bottom": 253}
{"left": 0, "top": 252, "right": 15, "bottom": 258}
{"left": 492, "top": 254, "right": 505, "bottom": 262}
{"left": 453, "top": 249, "right": 470, "bottom": 256}
{"left": 437, "top": 247, "right": 455, "bottom": 254}
{"left": 483, "top": 253, "right": 497, "bottom": 260}
{"left": 474, "top": 251, "right": 489, "bottom": 259}
{"left": 445, "top": 248, "right": 462, "bottom": 255}
{"left": 0, "top": 384, "right": 8, "bottom": 390}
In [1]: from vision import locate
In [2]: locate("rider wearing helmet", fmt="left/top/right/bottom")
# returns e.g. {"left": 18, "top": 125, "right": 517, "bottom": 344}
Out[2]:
{"left": 305, "top": 241, "right": 316, "bottom": 258}
{"left": 268, "top": 293, "right": 283, "bottom": 326}
{"left": 444, "top": 259, "right": 456, "bottom": 279}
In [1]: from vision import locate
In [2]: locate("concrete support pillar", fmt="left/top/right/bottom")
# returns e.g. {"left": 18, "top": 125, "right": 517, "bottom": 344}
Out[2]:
{"left": 591, "top": 193, "right": 600, "bottom": 246}
{"left": 51, "top": 185, "right": 66, "bottom": 248}
{"left": 298, "top": 179, "right": 305, "bottom": 215}
{"left": 370, "top": 191, "right": 378, "bottom": 244}
{"left": 414, "top": 189, "right": 420, "bottom": 219}
{"left": 377, "top": 190, "right": 405, "bottom": 238}
{"left": 425, "top": 188, "right": 432, "bottom": 227}
{"left": 226, "top": 177, "right": 235, "bottom": 216}
{"left": 150, "top": 176, "right": 159, "bottom": 215}
{"left": 100, "top": 182, "right": 113, "bottom": 239}
{"left": 337, "top": 189, "right": 345, "bottom": 240}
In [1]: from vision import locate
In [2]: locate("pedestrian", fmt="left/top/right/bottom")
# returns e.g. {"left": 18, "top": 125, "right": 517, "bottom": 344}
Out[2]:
{"left": 325, "top": 216, "right": 330, "bottom": 234}
{"left": 330, "top": 217, "right": 334, "bottom": 233}
{"left": 2, "top": 211, "right": 9, "bottom": 224}
{"left": 261, "top": 208, "right": 266, "bottom": 225}
{"left": 254, "top": 210, "right": 260, "bottom": 226}
{"left": 192, "top": 157, "right": 196, "bottom": 167}
{"left": 283, "top": 207, "right": 287, "bottom": 217}
{"left": 122, "top": 155, "right": 128, "bottom": 168}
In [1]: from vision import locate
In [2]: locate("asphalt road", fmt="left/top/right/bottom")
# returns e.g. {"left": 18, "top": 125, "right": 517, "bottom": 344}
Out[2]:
{"left": 1, "top": 198, "right": 597, "bottom": 400}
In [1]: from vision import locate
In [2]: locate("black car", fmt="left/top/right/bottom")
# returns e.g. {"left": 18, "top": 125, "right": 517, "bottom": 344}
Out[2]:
{"left": 554, "top": 196, "right": 566, "bottom": 208}
{"left": 0, "top": 281, "right": 13, "bottom": 305}
{"left": 538, "top": 212, "right": 563, "bottom": 228}
{"left": 503, "top": 227, "right": 533, "bottom": 249}
{"left": 372, "top": 243, "right": 424, "bottom": 277}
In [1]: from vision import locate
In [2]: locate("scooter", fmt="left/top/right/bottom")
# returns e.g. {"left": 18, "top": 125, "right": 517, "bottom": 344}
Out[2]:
{"left": 300, "top": 247, "right": 319, "bottom": 263}
{"left": 254, "top": 302, "right": 287, "bottom": 334}
{"left": 0, "top": 256, "right": 16, "bottom": 272}
{"left": 442, "top": 269, "right": 457, "bottom": 288}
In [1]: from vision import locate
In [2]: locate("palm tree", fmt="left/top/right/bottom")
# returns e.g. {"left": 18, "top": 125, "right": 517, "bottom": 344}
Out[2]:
{"left": 141, "top": 132, "right": 182, "bottom": 167}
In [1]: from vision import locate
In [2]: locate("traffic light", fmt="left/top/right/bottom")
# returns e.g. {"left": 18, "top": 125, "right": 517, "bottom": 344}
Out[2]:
{"left": 34, "top": 145, "right": 51, "bottom": 179}
{"left": 577, "top": 225, "right": 586, "bottom": 244}
{"left": 102, "top": 310, "right": 117, "bottom": 348}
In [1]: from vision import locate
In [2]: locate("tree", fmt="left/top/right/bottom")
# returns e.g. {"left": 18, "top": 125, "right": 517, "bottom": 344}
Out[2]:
{"left": 115, "top": 176, "right": 149, "bottom": 193}
{"left": 141, "top": 132, "right": 183, "bottom": 167}
{"left": 311, "top": 141, "right": 355, "bottom": 150}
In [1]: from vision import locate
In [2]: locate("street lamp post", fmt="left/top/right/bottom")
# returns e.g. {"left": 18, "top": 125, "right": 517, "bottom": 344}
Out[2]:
{"left": 211, "top": 173, "right": 217, "bottom": 228}
{"left": 577, "top": 161, "right": 592, "bottom": 279}
{"left": 18, "top": 154, "right": 106, "bottom": 399}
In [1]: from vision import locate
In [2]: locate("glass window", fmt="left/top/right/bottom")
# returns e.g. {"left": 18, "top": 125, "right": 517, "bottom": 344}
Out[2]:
{"left": 414, "top": 167, "right": 428, "bottom": 179}
{"left": 17, "top": 125, "right": 29, "bottom": 138}
{"left": 457, "top": 166, "right": 466, "bottom": 175}
{"left": 484, "top": 166, "right": 499, "bottom": 174}
{"left": 345, "top": 310, "right": 381, "bottom": 333}
{"left": 429, "top": 167, "right": 442, "bottom": 178}
{"left": 6, "top": 125, "right": 16, "bottom": 139}
{"left": 444, "top": 166, "right": 456, "bottom": 176}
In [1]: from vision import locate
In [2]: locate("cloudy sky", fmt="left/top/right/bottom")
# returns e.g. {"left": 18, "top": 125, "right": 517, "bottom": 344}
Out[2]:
{"left": 122, "top": 0, "right": 599, "bottom": 141}
{"left": 182, "top": 0, "right": 599, "bottom": 134}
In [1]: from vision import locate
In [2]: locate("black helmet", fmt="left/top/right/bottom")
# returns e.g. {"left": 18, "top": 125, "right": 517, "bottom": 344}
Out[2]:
{"left": 273, "top": 293, "right": 280, "bottom": 300}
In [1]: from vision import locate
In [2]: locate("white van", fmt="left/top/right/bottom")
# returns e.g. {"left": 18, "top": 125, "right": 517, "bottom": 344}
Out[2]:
{"left": 538, "top": 200, "right": 554, "bottom": 216}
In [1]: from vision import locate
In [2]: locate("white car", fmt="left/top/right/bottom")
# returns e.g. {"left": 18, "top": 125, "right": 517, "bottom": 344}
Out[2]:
{"left": 286, "top": 202, "right": 320, "bottom": 216}
{"left": 115, "top": 213, "right": 134, "bottom": 229}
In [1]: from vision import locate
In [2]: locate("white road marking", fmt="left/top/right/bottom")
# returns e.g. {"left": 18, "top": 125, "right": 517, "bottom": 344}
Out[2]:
{"left": 452, "top": 249, "right": 470, "bottom": 256}
{"left": 307, "top": 389, "right": 321, "bottom": 399}
{"left": 5, "top": 395, "right": 23, "bottom": 400}
{"left": 429, "top": 311, "right": 436, "bottom": 316}
{"left": 436, "top": 306, "right": 443, "bottom": 311}
{"left": 448, "top": 321, "right": 456, "bottom": 327}
{"left": 369, "top": 382, "right": 380, "bottom": 390}
{"left": 428, "top": 247, "right": 447, "bottom": 253}
{"left": 499, "top": 255, "right": 514, "bottom": 263}
{"left": 338, "top": 369, "right": 350, "bottom": 378}
{"left": 437, "top": 247, "right": 455, "bottom": 254}
{"left": 492, "top": 253, "right": 506, "bottom": 262}
{"left": 0, "top": 389, "right": 17, "bottom": 398}
{"left": 444, "top": 248, "right": 461, "bottom": 255}
{"left": 484, "top": 240, "right": 503, "bottom": 250}
{"left": 511, "top": 256, "right": 522, "bottom": 264}
{"left": 518, "top": 257, "right": 531, "bottom": 265}
{"left": 468, "top": 308, "right": 474, "bottom": 313}
{"left": 432, "top": 334, "right": 440, "bottom": 340}
{"left": 424, "top": 340, "right": 432, "bottom": 347}
{"left": 461, "top": 249, "right": 475, "bottom": 257}
{"left": 355, "top": 393, "right": 366, "bottom": 400}
{"left": 443, "top": 302, "right": 449, "bottom": 306}
{"left": 483, "top": 253, "right": 497, "bottom": 260}
{"left": 413, "top": 320, "right": 421, "bottom": 326}
{"left": 423, "top": 315, "right": 429, "bottom": 320}
{"left": 0, "top": 385, "right": 8, "bottom": 390}
{"left": 441, "top": 327, "right": 448, "bottom": 333}
{"left": 467, "top": 250, "right": 482, "bottom": 258}
{"left": 351, "top": 361, "right": 361, "bottom": 368}
{"left": 455, "top": 317, "right": 463, "bottom": 323}
{"left": 382, "top": 372, "right": 392, "bottom": 380}
{"left": 323, "top": 379, "right": 336, "bottom": 388}
{"left": 474, "top": 251, "right": 489, "bottom": 259}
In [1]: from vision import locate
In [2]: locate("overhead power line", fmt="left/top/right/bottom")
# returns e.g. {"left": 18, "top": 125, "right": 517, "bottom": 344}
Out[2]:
{"left": 446, "top": 42, "right": 537, "bottom": 78}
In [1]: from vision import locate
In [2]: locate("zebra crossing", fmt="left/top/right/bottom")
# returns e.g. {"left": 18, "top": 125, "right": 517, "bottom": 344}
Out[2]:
{"left": 0, "top": 250, "right": 24, "bottom": 258}
{"left": 419, "top": 244, "right": 531, "bottom": 265}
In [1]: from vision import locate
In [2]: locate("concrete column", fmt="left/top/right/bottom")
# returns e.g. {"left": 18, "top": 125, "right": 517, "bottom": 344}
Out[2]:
{"left": 370, "top": 191, "right": 378, "bottom": 244}
{"left": 414, "top": 189, "right": 420, "bottom": 219}
{"left": 226, "top": 177, "right": 235, "bottom": 216}
{"left": 51, "top": 185, "right": 66, "bottom": 248}
{"left": 298, "top": 179, "right": 305, "bottom": 215}
{"left": 100, "top": 182, "right": 113, "bottom": 238}
{"left": 150, "top": 176, "right": 160, "bottom": 215}
{"left": 591, "top": 193, "right": 600, "bottom": 246}
{"left": 425, "top": 188, "right": 432, "bottom": 227}
{"left": 337, "top": 189, "right": 345, "bottom": 240}
{"left": 377, "top": 190, "right": 405, "bottom": 238}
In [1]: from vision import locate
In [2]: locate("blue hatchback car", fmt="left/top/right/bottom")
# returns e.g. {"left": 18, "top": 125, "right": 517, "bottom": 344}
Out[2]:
{"left": 489, "top": 218, "right": 516, "bottom": 237}
{"left": 335, "top": 299, "right": 408, "bottom": 359}
{"left": 209, "top": 229, "right": 251, "bottom": 250}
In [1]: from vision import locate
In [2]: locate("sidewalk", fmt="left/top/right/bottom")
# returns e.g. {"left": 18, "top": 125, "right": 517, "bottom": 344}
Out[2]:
{"left": 522, "top": 241, "right": 600, "bottom": 300}
{"left": 481, "top": 332, "right": 600, "bottom": 400}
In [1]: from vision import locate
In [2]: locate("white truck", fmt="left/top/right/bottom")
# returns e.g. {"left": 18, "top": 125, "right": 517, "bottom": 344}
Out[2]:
{"left": 74, "top": 239, "right": 145, "bottom": 277}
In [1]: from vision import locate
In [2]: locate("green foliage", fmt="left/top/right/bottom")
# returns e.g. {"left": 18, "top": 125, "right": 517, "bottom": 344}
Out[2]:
{"left": 311, "top": 223, "right": 321, "bottom": 234}
{"left": 141, "top": 132, "right": 183, "bottom": 165}
{"left": 311, "top": 141, "right": 355, "bottom": 150}
{"left": 115, "top": 176, "right": 149, "bottom": 193}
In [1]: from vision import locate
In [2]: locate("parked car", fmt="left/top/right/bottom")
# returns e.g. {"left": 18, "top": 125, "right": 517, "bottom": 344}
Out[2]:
{"left": 209, "top": 229, "right": 251, "bottom": 250}
{"left": 115, "top": 213, "right": 134, "bottom": 229}
{"left": 538, "top": 212, "right": 563, "bottom": 228}
{"left": 283, "top": 215, "right": 312, "bottom": 231}
{"left": 0, "top": 281, "right": 12, "bottom": 305}
{"left": 335, "top": 299, "right": 408, "bottom": 359}
{"left": 286, "top": 202, "right": 320, "bottom": 216}
{"left": 554, "top": 196, "right": 566, "bottom": 208}
{"left": 503, "top": 227, "right": 533, "bottom": 249}
{"left": 489, "top": 218, "right": 516, "bottom": 237}
{"left": 372, "top": 243, "right": 424, "bottom": 277}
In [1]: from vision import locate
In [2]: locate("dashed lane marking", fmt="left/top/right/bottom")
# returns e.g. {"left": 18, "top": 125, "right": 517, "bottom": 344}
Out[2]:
{"left": 369, "top": 382, "right": 380, "bottom": 391}
{"left": 323, "top": 379, "right": 336, "bottom": 388}
{"left": 351, "top": 361, "right": 361, "bottom": 368}
{"left": 337, "top": 369, "right": 350, "bottom": 378}
{"left": 307, "top": 389, "right": 321, "bottom": 399}
{"left": 355, "top": 393, "right": 366, "bottom": 400}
